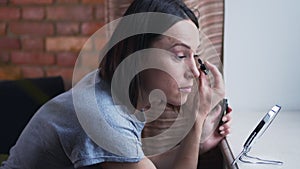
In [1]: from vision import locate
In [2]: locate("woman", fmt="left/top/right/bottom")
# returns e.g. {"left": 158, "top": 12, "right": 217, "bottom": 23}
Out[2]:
{"left": 1, "top": 0, "right": 231, "bottom": 169}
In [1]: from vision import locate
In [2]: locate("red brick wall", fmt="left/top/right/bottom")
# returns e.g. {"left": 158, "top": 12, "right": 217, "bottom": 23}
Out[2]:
{"left": 0, "top": 0, "right": 105, "bottom": 89}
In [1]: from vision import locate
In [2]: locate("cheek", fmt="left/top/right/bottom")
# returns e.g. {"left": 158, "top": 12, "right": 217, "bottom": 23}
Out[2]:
{"left": 144, "top": 71, "right": 177, "bottom": 90}
{"left": 141, "top": 70, "right": 188, "bottom": 105}
{"left": 154, "top": 75, "right": 184, "bottom": 105}
{"left": 142, "top": 70, "right": 177, "bottom": 92}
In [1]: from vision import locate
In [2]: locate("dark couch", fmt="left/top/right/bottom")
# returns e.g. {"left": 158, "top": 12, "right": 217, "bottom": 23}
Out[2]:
{"left": 0, "top": 76, "right": 65, "bottom": 154}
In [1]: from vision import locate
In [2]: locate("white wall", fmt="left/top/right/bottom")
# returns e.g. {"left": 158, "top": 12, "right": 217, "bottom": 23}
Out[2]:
{"left": 224, "top": 0, "right": 300, "bottom": 112}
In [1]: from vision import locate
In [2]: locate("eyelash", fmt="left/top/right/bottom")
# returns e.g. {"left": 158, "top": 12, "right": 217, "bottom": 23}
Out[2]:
{"left": 177, "top": 55, "right": 200, "bottom": 59}
{"left": 177, "top": 55, "right": 186, "bottom": 59}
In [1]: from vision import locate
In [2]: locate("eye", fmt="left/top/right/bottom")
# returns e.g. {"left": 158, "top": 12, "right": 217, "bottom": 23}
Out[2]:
{"left": 177, "top": 55, "right": 187, "bottom": 59}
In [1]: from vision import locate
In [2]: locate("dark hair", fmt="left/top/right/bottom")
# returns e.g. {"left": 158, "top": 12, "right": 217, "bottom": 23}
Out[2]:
{"left": 99, "top": 0, "right": 199, "bottom": 108}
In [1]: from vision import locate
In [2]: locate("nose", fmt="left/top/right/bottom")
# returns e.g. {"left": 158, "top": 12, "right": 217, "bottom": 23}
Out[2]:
{"left": 186, "top": 57, "right": 200, "bottom": 78}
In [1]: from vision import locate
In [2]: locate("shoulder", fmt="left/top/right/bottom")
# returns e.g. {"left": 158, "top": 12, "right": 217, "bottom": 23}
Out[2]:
{"left": 66, "top": 70, "right": 146, "bottom": 167}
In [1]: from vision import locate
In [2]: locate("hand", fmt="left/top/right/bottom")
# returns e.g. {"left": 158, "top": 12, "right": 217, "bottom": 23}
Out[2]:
{"left": 202, "top": 61, "right": 226, "bottom": 112}
{"left": 185, "top": 61, "right": 225, "bottom": 119}
{"left": 199, "top": 105, "right": 232, "bottom": 155}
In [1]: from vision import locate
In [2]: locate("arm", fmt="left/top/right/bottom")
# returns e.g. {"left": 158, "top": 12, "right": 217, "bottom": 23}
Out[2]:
{"left": 149, "top": 62, "right": 225, "bottom": 169}
{"left": 100, "top": 158, "right": 156, "bottom": 169}
{"left": 148, "top": 104, "right": 232, "bottom": 168}
{"left": 81, "top": 94, "right": 209, "bottom": 169}
{"left": 147, "top": 115, "right": 206, "bottom": 169}
{"left": 82, "top": 116, "right": 206, "bottom": 169}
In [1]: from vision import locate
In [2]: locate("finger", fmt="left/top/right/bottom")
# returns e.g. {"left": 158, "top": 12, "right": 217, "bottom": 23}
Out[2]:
{"left": 219, "top": 121, "right": 231, "bottom": 131}
{"left": 222, "top": 113, "right": 232, "bottom": 123}
{"left": 219, "top": 126, "right": 231, "bottom": 134}
{"left": 220, "top": 128, "right": 230, "bottom": 136}
{"left": 220, "top": 108, "right": 232, "bottom": 123}
{"left": 219, "top": 130, "right": 226, "bottom": 135}
{"left": 227, "top": 106, "right": 233, "bottom": 113}
{"left": 204, "top": 61, "right": 224, "bottom": 90}
{"left": 198, "top": 69, "right": 209, "bottom": 88}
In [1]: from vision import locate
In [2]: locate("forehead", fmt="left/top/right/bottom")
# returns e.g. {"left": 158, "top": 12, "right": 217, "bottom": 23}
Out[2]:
{"left": 156, "top": 20, "right": 200, "bottom": 51}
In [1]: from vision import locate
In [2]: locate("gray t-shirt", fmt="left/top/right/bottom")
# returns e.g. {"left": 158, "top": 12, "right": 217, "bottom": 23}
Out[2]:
{"left": 1, "top": 70, "right": 145, "bottom": 169}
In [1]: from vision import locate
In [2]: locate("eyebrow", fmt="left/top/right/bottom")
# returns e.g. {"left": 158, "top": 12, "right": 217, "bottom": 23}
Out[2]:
{"left": 169, "top": 43, "right": 191, "bottom": 50}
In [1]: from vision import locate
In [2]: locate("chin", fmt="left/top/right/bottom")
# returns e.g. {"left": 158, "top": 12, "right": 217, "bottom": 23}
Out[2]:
{"left": 168, "top": 96, "right": 188, "bottom": 106}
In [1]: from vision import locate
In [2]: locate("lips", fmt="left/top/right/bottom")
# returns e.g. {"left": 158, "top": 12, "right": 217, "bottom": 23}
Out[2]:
{"left": 179, "top": 86, "right": 192, "bottom": 93}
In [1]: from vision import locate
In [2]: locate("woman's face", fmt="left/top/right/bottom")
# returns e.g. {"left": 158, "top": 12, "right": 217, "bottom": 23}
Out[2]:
{"left": 140, "top": 20, "right": 200, "bottom": 106}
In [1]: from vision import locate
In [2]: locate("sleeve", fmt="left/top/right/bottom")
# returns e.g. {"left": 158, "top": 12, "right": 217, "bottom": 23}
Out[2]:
{"left": 68, "top": 112, "right": 145, "bottom": 168}
{"left": 49, "top": 93, "right": 145, "bottom": 168}
{"left": 59, "top": 71, "right": 146, "bottom": 168}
